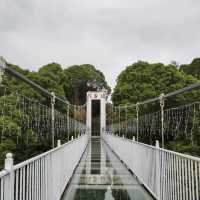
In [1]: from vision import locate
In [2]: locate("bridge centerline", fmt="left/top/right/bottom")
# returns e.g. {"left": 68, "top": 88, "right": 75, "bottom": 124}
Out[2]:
{"left": 61, "top": 137, "right": 154, "bottom": 200}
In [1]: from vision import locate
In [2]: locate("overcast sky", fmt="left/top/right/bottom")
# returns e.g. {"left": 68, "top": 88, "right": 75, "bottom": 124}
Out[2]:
{"left": 0, "top": 0, "right": 200, "bottom": 89}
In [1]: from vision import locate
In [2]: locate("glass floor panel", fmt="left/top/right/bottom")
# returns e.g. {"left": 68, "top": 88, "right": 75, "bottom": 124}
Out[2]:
{"left": 61, "top": 138, "right": 154, "bottom": 200}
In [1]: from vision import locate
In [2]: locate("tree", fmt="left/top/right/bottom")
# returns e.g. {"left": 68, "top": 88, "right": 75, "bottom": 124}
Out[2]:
{"left": 0, "top": 61, "right": 111, "bottom": 168}
{"left": 63, "top": 64, "right": 111, "bottom": 105}
{"left": 171, "top": 60, "right": 180, "bottom": 69}
{"left": 112, "top": 61, "right": 200, "bottom": 108}
{"left": 180, "top": 58, "right": 200, "bottom": 80}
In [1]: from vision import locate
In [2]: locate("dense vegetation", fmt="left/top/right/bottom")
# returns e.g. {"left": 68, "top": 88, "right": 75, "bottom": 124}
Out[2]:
{"left": 112, "top": 60, "right": 200, "bottom": 106}
{"left": 112, "top": 58, "right": 200, "bottom": 155}
{"left": 1, "top": 57, "right": 200, "bottom": 169}
{"left": 0, "top": 62, "right": 109, "bottom": 169}
{"left": 63, "top": 64, "right": 111, "bottom": 105}
{"left": 5, "top": 63, "right": 110, "bottom": 105}
{"left": 180, "top": 58, "right": 200, "bottom": 80}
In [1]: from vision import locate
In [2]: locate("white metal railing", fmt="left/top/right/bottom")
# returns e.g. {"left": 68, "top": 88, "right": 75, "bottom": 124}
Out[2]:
{"left": 103, "top": 132, "right": 200, "bottom": 200}
{"left": 0, "top": 134, "right": 88, "bottom": 200}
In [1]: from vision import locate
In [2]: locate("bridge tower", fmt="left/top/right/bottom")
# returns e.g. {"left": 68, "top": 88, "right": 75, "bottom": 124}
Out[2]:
{"left": 86, "top": 91, "right": 106, "bottom": 138}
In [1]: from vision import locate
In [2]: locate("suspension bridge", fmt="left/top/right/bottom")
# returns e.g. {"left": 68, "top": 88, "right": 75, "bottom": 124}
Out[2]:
{"left": 1, "top": 57, "right": 200, "bottom": 200}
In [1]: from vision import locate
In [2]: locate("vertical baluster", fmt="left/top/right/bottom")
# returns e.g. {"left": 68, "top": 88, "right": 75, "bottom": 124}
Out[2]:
{"left": 177, "top": 156, "right": 180, "bottom": 200}
{"left": 19, "top": 168, "right": 22, "bottom": 200}
{"left": 45, "top": 157, "right": 48, "bottom": 200}
{"left": 182, "top": 158, "right": 185, "bottom": 200}
{"left": 29, "top": 164, "right": 32, "bottom": 200}
{"left": 191, "top": 160, "right": 195, "bottom": 200}
{"left": 169, "top": 154, "right": 173, "bottom": 200}
{"left": 15, "top": 170, "right": 19, "bottom": 200}
{"left": 188, "top": 159, "right": 192, "bottom": 199}
{"left": 1, "top": 179, "right": 3, "bottom": 200}
{"left": 26, "top": 165, "right": 29, "bottom": 200}
{"left": 185, "top": 158, "right": 188, "bottom": 200}
{"left": 198, "top": 161, "right": 200, "bottom": 200}
{"left": 164, "top": 152, "right": 167, "bottom": 200}
{"left": 23, "top": 166, "right": 25, "bottom": 200}
{"left": 167, "top": 153, "right": 170, "bottom": 200}
{"left": 36, "top": 160, "right": 38, "bottom": 200}
{"left": 41, "top": 158, "right": 44, "bottom": 200}
{"left": 195, "top": 161, "right": 199, "bottom": 200}
{"left": 38, "top": 160, "right": 41, "bottom": 200}
{"left": 173, "top": 155, "right": 176, "bottom": 200}
{"left": 33, "top": 162, "right": 36, "bottom": 200}
{"left": 179, "top": 157, "right": 182, "bottom": 200}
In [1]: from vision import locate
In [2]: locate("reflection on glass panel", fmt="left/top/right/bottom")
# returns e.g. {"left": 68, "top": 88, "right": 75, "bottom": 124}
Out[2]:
{"left": 61, "top": 137, "right": 154, "bottom": 200}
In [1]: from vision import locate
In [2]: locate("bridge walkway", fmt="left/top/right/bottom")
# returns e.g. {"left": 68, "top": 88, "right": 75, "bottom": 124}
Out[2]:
{"left": 61, "top": 137, "right": 154, "bottom": 200}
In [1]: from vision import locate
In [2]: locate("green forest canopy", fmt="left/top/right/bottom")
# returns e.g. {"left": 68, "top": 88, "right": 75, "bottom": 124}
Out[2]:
{"left": 112, "top": 59, "right": 200, "bottom": 107}
{"left": 1, "top": 57, "right": 200, "bottom": 168}
{"left": 6, "top": 58, "right": 200, "bottom": 107}
{"left": 5, "top": 63, "right": 111, "bottom": 106}
{"left": 0, "top": 62, "right": 110, "bottom": 169}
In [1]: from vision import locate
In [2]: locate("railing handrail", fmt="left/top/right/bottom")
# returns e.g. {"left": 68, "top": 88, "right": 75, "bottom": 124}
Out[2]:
{"left": 104, "top": 132, "right": 200, "bottom": 200}
{"left": 13, "top": 134, "right": 86, "bottom": 170}
{"left": 108, "top": 132, "right": 200, "bottom": 162}
{"left": 0, "top": 133, "right": 88, "bottom": 200}
{"left": 0, "top": 133, "right": 86, "bottom": 178}
{"left": 0, "top": 169, "right": 9, "bottom": 178}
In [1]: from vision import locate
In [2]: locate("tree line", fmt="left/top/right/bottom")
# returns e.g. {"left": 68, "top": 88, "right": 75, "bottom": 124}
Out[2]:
{"left": 1, "top": 57, "right": 200, "bottom": 169}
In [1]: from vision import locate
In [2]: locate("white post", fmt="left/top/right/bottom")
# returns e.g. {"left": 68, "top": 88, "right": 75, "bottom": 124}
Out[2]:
{"left": 100, "top": 95, "right": 106, "bottom": 135}
{"left": 111, "top": 105, "right": 114, "bottom": 133}
{"left": 118, "top": 106, "right": 121, "bottom": 136}
{"left": 5, "top": 153, "right": 13, "bottom": 170}
{"left": 125, "top": 105, "right": 128, "bottom": 137}
{"left": 51, "top": 92, "right": 55, "bottom": 148}
{"left": 74, "top": 105, "right": 76, "bottom": 138}
{"left": 86, "top": 94, "right": 92, "bottom": 137}
{"left": 136, "top": 102, "right": 139, "bottom": 141}
{"left": 159, "top": 93, "right": 165, "bottom": 148}
{"left": 67, "top": 104, "right": 69, "bottom": 141}
{"left": 155, "top": 140, "right": 161, "bottom": 199}
{"left": 5, "top": 153, "right": 14, "bottom": 200}
{"left": 133, "top": 136, "right": 135, "bottom": 141}
{"left": 71, "top": 136, "right": 74, "bottom": 140}
{"left": 57, "top": 140, "right": 61, "bottom": 147}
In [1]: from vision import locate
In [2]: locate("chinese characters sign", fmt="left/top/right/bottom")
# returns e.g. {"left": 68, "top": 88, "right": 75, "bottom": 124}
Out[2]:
{"left": 87, "top": 92, "right": 106, "bottom": 100}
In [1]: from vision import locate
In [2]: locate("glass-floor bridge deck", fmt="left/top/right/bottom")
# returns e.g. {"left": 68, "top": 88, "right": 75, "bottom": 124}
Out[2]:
{"left": 61, "top": 138, "right": 154, "bottom": 200}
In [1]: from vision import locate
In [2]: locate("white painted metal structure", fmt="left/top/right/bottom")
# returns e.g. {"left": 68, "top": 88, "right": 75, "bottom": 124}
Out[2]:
{"left": 2, "top": 130, "right": 200, "bottom": 200}
{"left": 2, "top": 89, "right": 200, "bottom": 200}
{"left": 86, "top": 91, "right": 106, "bottom": 137}
{"left": 85, "top": 91, "right": 106, "bottom": 174}
{"left": 0, "top": 134, "right": 88, "bottom": 200}
{"left": 103, "top": 132, "right": 200, "bottom": 200}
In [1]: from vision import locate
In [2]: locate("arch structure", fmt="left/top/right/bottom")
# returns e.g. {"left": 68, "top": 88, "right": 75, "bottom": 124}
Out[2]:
{"left": 86, "top": 91, "right": 106, "bottom": 138}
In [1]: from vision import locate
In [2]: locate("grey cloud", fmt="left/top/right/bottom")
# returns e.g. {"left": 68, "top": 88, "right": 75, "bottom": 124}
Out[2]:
{"left": 0, "top": 0, "right": 200, "bottom": 88}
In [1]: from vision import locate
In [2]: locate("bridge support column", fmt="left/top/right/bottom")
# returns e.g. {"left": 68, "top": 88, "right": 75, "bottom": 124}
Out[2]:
{"left": 86, "top": 91, "right": 107, "bottom": 138}
{"left": 86, "top": 98, "right": 92, "bottom": 137}
{"left": 100, "top": 95, "right": 106, "bottom": 135}
{"left": 5, "top": 153, "right": 14, "bottom": 200}
{"left": 51, "top": 92, "right": 55, "bottom": 148}
{"left": 156, "top": 140, "right": 161, "bottom": 199}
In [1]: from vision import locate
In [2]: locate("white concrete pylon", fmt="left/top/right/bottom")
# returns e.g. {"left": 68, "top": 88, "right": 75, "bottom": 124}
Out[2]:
{"left": 86, "top": 91, "right": 107, "bottom": 138}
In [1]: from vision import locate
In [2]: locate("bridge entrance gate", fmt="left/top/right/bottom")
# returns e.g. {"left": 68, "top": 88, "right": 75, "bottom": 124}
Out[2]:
{"left": 61, "top": 91, "right": 154, "bottom": 200}
{"left": 86, "top": 91, "right": 106, "bottom": 138}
